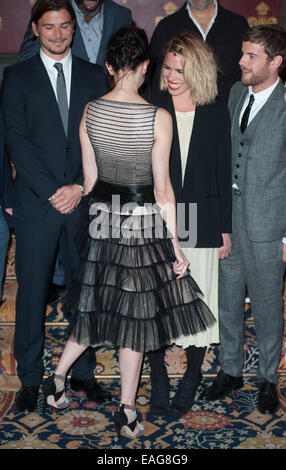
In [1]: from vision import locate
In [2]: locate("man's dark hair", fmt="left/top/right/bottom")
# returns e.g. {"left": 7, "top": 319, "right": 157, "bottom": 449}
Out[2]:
{"left": 243, "top": 24, "right": 286, "bottom": 73}
{"left": 31, "top": 0, "right": 76, "bottom": 39}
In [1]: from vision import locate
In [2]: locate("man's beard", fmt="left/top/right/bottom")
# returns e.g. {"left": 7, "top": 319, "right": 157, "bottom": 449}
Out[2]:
{"left": 75, "top": 0, "right": 103, "bottom": 17}
{"left": 241, "top": 65, "right": 271, "bottom": 88}
{"left": 187, "top": 0, "right": 213, "bottom": 11}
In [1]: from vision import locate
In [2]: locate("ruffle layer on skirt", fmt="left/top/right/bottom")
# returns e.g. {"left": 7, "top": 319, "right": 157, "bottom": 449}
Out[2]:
{"left": 64, "top": 191, "right": 216, "bottom": 352}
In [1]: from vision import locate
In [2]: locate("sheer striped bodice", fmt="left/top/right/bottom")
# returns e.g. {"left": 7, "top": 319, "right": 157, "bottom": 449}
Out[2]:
{"left": 86, "top": 99, "right": 157, "bottom": 187}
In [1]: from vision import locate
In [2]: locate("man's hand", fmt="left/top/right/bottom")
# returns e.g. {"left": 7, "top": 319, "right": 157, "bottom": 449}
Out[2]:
{"left": 5, "top": 208, "right": 13, "bottom": 216}
{"left": 283, "top": 242, "right": 286, "bottom": 263}
{"left": 218, "top": 233, "right": 232, "bottom": 260}
{"left": 49, "top": 184, "right": 82, "bottom": 214}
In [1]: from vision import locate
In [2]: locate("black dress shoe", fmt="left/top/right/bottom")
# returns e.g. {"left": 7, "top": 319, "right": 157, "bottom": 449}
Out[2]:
{"left": 46, "top": 283, "right": 67, "bottom": 305}
{"left": 70, "top": 378, "right": 112, "bottom": 403}
{"left": 171, "top": 374, "right": 202, "bottom": 416}
{"left": 16, "top": 386, "right": 39, "bottom": 412}
{"left": 257, "top": 380, "right": 279, "bottom": 414}
{"left": 199, "top": 369, "right": 243, "bottom": 401}
{"left": 150, "top": 369, "right": 169, "bottom": 417}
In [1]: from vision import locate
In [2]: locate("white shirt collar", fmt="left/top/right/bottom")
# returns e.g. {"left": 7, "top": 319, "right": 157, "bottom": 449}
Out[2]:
{"left": 248, "top": 77, "right": 280, "bottom": 102}
{"left": 186, "top": 1, "right": 218, "bottom": 41}
{"left": 40, "top": 48, "right": 72, "bottom": 72}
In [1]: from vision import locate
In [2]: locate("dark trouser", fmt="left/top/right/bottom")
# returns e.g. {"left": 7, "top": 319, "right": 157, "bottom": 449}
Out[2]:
{"left": 14, "top": 207, "right": 96, "bottom": 387}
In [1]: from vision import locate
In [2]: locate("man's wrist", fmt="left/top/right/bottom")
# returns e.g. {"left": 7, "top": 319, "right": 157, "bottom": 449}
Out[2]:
{"left": 76, "top": 184, "right": 84, "bottom": 194}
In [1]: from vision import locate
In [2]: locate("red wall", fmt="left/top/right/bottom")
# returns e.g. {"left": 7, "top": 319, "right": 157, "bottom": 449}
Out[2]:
{"left": 0, "top": 0, "right": 280, "bottom": 53}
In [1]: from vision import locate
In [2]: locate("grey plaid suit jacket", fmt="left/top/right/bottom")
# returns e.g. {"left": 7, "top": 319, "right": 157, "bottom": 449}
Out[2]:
{"left": 228, "top": 79, "right": 286, "bottom": 242}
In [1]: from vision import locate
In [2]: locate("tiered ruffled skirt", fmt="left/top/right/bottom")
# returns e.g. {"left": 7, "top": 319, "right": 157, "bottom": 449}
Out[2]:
{"left": 64, "top": 182, "right": 216, "bottom": 352}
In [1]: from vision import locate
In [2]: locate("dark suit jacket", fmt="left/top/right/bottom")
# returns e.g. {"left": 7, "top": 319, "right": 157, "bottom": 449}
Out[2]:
{"left": 150, "top": 2, "right": 249, "bottom": 101}
{"left": 1, "top": 54, "right": 106, "bottom": 221}
{"left": 152, "top": 91, "right": 232, "bottom": 247}
{"left": 18, "top": 0, "right": 132, "bottom": 65}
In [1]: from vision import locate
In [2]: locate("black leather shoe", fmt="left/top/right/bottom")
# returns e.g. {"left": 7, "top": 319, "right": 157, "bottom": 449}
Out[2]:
{"left": 70, "top": 378, "right": 112, "bottom": 403}
{"left": 46, "top": 283, "right": 67, "bottom": 305}
{"left": 15, "top": 386, "right": 39, "bottom": 412}
{"left": 280, "top": 387, "right": 286, "bottom": 399}
{"left": 199, "top": 369, "right": 243, "bottom": 401}
{"left": 171, "top": 374, "right": 202, "bottom": 416}
{"left": 257, "top": 380, "right": 279, "bottom": 414}
{"left": 150, "top": 369, "right": 169, "bottom": 417}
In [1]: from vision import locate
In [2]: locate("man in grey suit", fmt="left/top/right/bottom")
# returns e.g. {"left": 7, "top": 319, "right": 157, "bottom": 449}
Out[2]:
{"left": 200, "top": 24, "right": 286, "bottom": 414}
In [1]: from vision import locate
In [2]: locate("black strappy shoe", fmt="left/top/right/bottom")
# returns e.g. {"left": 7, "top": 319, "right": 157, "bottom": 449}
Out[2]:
{"left": 113, "top": 404, "right": 144, "bottom": 439}
{"left": 42, "top": 374, "right": 71, "bottom": 410}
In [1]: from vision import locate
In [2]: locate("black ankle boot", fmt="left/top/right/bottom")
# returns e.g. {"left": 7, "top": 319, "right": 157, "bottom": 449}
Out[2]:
{"left": 150, "top": 368, "right": 169, "bottom": 417}
{"left": 171, "top": 373, "right": 202, "bottom": 416}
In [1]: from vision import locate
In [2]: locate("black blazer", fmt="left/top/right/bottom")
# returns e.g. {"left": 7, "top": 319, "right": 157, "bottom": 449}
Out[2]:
{"left": 19, "top": 0, "right": 132, "bottom": 66}
{"left": 152, "top": 91, "right": 232, "bottom": 248}
{"left": 1, "top": 54, "right": 106, "bottom": 221}
{"left": 150, "top": 2, "right": 249, "bottom": 101}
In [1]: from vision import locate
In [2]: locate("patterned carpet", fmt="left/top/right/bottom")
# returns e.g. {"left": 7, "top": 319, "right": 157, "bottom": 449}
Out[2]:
{"left": 1, "top": 304, "right": 286, "bottom": 450}
{"left": 1, "top": 375, "right": 286, "bottom": 450}
{"left": 0, "top": 242, "right": 286, "bottom": 450}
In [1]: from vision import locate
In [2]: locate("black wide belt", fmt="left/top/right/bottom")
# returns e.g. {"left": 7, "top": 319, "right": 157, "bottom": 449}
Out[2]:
{"left": 93, "top": 179, "right": 155, "bottom": 206}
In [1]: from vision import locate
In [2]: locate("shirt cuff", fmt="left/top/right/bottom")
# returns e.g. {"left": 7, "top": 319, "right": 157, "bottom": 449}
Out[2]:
{"left": 282, "top": 237, "right": 286, "bottom": 244}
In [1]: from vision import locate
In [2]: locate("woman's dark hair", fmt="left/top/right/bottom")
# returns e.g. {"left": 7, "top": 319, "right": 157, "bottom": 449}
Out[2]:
{"left": 31, "top": 0, "right": 76, "bottom": 39}
{"left": 106, "top": 26, "right": 152, "bottom": 90}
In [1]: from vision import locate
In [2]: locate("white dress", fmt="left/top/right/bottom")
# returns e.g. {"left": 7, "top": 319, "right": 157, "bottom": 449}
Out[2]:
{"left": 173, "top": 110, "right": 220, "bottom": 348}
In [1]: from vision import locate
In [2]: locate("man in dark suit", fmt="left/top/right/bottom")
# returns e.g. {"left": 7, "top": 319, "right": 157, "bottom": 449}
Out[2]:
{"left": 19, "top": 0, "right": 133, "bottom": 65}
{"left": 150, "top": 0, "right": 248, "bottom": 101}
{"left": 1, "top": 0, "right": 111, "bottom": 412}
{"left": 19, "top": 0, "right": 132, "bottom": 303}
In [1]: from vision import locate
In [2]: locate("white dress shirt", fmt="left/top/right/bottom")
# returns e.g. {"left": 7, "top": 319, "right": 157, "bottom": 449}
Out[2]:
{"left": 239, "top": 77, "right": 280, "bottom": 126}
{"left": 40, "top": 49, "right": 72, "bottom": 107}
{"left": 186, "top": 0, "right": 218, "bottom": 41}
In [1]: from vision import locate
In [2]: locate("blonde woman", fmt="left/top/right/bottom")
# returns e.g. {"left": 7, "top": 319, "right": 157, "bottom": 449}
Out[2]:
{"left": 148, "top": 31, "right": 232, "bottom": 416}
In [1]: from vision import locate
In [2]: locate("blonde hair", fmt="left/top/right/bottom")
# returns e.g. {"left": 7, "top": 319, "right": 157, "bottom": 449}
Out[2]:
{"left": 160, "top": 31, "right": 219, "bottom": 105}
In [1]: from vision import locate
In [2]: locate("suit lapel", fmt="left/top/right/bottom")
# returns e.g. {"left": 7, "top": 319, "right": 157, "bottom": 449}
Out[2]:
{"left": 68, "top": 56, "right": 84, "bottom": 139}
{"left": 243, "top": 80, "right": 285, "bottom": 137}
{"left": 32, "top": 54, "right": 65, "bottom": 134}
{"left": 161, "top": 93, "right": 183, "bottom": 197}
{"left": 231, "top": 87, "right": 248, "bottom": 137}
{"left": 182, "top": 105, "right": 207, "bottom": 190}
{"left": 97, "top": 1, "right": 115, "bottom": 66}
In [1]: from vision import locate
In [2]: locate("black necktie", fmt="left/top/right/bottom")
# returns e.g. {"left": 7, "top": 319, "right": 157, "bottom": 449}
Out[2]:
{"left": 240, "top": 94, "right": 255, "bottom": 134}
{"left": 54, "top": 62, "right": 69, "bottom": 135}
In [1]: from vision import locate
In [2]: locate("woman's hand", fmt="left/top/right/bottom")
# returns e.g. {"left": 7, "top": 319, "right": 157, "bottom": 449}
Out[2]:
{"left": 173, "top": 245, "right": 190, "bottom": 279}
{"left": 218, "top": 233, "right": 232, "bottom": 260}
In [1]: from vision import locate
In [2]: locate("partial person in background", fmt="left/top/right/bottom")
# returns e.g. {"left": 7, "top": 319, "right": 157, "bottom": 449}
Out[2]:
{"left": 0, "top": 104, "right": 17, "bottom": 392}
{"left": 150, "top": 0, "right": 248, "bottom": 101}
{"left": 18, "top": 0, "right": 133, "bottom": 304}
{"left": 19, "top": 0, "right": 133, "bottom": 65}
{"left": 200, "top": 24, "right": 286, "bottom": 415}
{"left": 0, "top": 104, "right": 13, "bottom": 307}
{"left": 148, "top": 31, "right": 232, "bottom": 417}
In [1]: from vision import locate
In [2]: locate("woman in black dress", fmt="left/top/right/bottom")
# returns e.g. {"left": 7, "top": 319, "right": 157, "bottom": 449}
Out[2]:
{"left": 43, "top": 27, "right": 215, "bottom": 438}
